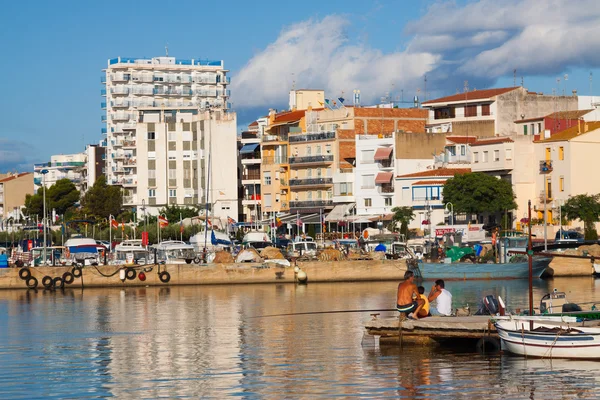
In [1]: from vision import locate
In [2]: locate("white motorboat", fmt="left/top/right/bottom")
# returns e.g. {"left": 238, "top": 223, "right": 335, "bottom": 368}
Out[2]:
{"left": 189, "top": 230, "right": 232, "bottom": 252}
{"left": 152, "top": 240, "right": 196, "bottom": 264}
{"left": 242, "top": 231, "right": 272, "bottom": 250}
{"left": 495, "top": 316, "right": 600, "bottom": 359}
{"left": 64, "top": 237, "right": 104, "bottom": 265}
{"left": 113, "top": 240, "right": 151, "bottom": 265}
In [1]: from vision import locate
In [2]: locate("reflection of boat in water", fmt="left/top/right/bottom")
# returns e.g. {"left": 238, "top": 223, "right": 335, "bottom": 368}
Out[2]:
{"left": 152, "top": 241, "right": 196, "bottom": 264}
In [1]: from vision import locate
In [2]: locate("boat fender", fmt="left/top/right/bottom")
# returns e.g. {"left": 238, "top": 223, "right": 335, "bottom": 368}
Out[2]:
{"left": 193, "top": 257, "right": 201, "bottom": 264}
{"left": 159, "top": 271, "right": 171, "bottom": 283}
{"left": 185, "top": 259, "right": 193, "bottom": 264}
{"left": 72, "top": 266, "right": 82, "bottom": 278}
{"left": 62, "top": 272, "right": 75, "bottom": 285}
{"left": 42, "top": 276, "right": 54, "bottom": 289}
{"left": 297, "top": 270, "right": 308, "bottom": 284}
{"left": 18, "top": 268, "right": 31, "bottom": 280}
{"left": 476, "top": 337, "right": 500, "bottom": 353}
{"left": 138, "top": 271, "right": 146, "bottom": 281}
{"left": 53, "top": 277, "right": 64, "bottom": 290}
{"left": 26, "top": 277, "right": 38, "bottom": 289}
{"left": 125, "top": 268, "right": 137, "bottom": 280}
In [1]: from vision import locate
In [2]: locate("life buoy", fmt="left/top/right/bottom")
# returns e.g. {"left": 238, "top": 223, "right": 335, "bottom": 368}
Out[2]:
{"left": 19, "top": 268, "right": 31, "bottom": 280}
{"left": 159, "top": 271, "right": 171, "bottom": 283}
{"left": 26, "top": 277, "right": 38, "bottom": 289}
{"left": 42, "top": 276, "right": 54, "bottom": 289}
{"left": 53, "top": 277, "right": 64, "bottom": 289}
{"left": 62, "top": 272, "right": 75, "bottom": 285}
{"left": 125, "top": 268, "right": 137, "bottom": 280}
{"left": 72, "top": 266, "right": 82, "bottom": 278}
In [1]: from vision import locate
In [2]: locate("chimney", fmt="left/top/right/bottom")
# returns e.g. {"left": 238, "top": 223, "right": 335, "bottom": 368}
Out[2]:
{"left": 572, "top": 89, "right": 578, "bottom": 97}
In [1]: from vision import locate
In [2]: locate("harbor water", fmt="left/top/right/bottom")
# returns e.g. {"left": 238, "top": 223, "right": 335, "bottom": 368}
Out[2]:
{"left": 2, "top": 276, "right": 600, "bottom": 398}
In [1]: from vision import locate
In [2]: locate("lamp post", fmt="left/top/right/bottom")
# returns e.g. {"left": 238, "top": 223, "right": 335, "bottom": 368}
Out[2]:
{"left": 445, "top": 202, "right": 454, "bottom": 225}
{"left": 553, "top": 199, "right": 563, "bottom": 241}
{"left": 108, "top": 214, "right": 113, "bottom": 253}
{"left": 40, "top": 169, "right": 49, "bottom": 265}
{"left": 142, "top": 199, "right": 147, "bottom": 237}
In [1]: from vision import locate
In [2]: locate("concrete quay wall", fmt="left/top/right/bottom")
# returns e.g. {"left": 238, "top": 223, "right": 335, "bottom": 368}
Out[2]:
{"left": 0, "top": 259, "right": 409, "bottom": 290}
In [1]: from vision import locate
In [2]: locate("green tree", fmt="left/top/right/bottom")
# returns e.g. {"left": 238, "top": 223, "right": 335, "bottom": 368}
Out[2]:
{"left": 442, "top": 173, "right": 517, "bottom": 215}
{"left": 80, "top": 176, "right": 123, "bottom": 221}
{"left": 562, "top": 194, "right": 600, "bottom": 240}
{"left": 390, "top": 206, "right": 415, "bottom": 238}
{"left": 24, "top": 179, "right": 80, "bottom": 218}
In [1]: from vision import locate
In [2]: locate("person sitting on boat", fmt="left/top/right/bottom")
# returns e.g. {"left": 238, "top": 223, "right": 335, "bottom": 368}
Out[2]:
{"left": 417, "top": 286, "right": 430, "bottom": 318}
{"left": 428, "top": 279, "right": 452, "bottom": 316}
{"left": 396, "top": 270, "right": 425, "bottom": 319}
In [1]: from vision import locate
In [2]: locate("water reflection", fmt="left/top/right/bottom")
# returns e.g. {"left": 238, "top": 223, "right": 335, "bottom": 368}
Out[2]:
{"left": 0, "top": 277, "right": 599, "bottom": 398}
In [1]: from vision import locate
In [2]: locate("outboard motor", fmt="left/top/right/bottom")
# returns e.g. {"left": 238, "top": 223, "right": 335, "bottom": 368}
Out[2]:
{"left": 475, "top": 295, "right": 502, "bottom": 315}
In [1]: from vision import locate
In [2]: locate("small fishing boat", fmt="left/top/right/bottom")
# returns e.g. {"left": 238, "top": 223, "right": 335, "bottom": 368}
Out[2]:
{"left": 113, "top": 240, "right": 151, "bottom": 265}
{"left": 64, "top": 237, "right": 104, "bottom": 266}
{"left": 495, "top": 316, "right": 600, "bottom": 359}
{"left": 152, "top": 240, "right": 196, "bottom": 264}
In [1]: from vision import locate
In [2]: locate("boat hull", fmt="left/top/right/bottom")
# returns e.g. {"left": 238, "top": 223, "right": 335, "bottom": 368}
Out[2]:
{"left": 419, "top": 257, "right": 551, "bottom": 280}
{"left": 495, "top": 319, "right": 600, "bottom": 359}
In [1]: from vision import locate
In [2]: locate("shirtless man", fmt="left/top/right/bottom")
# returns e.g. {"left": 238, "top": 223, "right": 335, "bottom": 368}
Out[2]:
{"left": 396, "top": 270, "right": 425, "bottom": 319}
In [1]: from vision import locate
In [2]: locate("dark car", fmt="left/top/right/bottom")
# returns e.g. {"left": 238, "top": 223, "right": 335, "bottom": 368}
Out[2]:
{"left": 274, "top": 238, "right": 291, "bottom": 250}
{"left": 555, "top": 230, "right": 584, "bottom": 243}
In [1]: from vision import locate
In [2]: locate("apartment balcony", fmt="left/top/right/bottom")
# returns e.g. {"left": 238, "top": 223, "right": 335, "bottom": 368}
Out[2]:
{"left": 289, "top": 131, "right": 335, "bottom": 143}
{"left": 101, "top": 76, "right": 106, "bottom": 84}
{"left": 111, "top": 87, "right": 129, "bottom": 95}
{"left": 111, "top": 113, "right": 131, "bottom": 122}
{"left": 111, "top": 74, "right": 130, "bottom": 82}
{"left": 262, "top": 134, "right": 288, "bottom": 143}
{"left": 122, "top": 122, "right": 136, "bottom": 130}
{"left": 121, "top": 178, "right": 137, "bottom": 187}
{"left": 377, "top": 159, "right": 394, "bottom": 170}
{"left": 290, "top": 200, "right": 333, "bottom": 208}
{"left": 288, "top": 155, "right": 334, "bottom": 165}
{"left": 539, "top": 190, "right": 553, "bottom": 203}
{"left": 241, "top": 155, "right": 261, "bottom": 165}
{"left": 112, "top": 140, "right": 123, "bottom": 147}
{"left": 101, "top": 128, "right": 107, "bottom": 134}
{"left": 242, "top": 173, "right": 261, "bottom": 182}
{"left": 132, "top": 88, "right": 154, "bottom": 96}
{"left": 122, "top": 140, "right": 136, "bottom": 148}
{"left": 111, "top": 100, "right": 130, "bottom": 108}
{"left": 262, "top": 156, "right": 289, "bottom": 165}
{"left": 131, "top": 75, "right": 153, "bottom": 83}
{"left": 123, "top": 158, "right": 137, "bottom": 166}
{"left": 539, "top": 160, "right": 553, "bottom": 174}
{"left": 123, "top": 195, "right": 137, "bottom": 205}
{"left": 242, "top": 195, "right": 261, "bottom": 206}
{"left": 101, "top": 115, "right": 107, "bottom": 122}
{"left": 113, "top": 167, "right": 125, "bottom": 174}
{"left": 101, "top": 89, "right": 106, "bottom": 96}
{"left": 289, "top": 178, "right": 333, "bottom": 188}
{"left": 101, "top": 102, "right": 106, "bottom": 109}
{"left": 378, "top": 184, "right": 394, "bottom": 195}
{"left": 112, "top": 153, "right": 126, "bottom": 160}
{"left": 196, "top": 89, "right": 217, "bottom": 97}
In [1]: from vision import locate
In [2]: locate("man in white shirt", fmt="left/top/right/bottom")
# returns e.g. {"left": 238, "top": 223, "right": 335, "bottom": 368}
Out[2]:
{"left": 428, "top": 279, "right": 452, "bottom": 316}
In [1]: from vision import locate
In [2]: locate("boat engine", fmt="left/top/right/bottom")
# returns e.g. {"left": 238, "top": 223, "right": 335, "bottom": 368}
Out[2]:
{"left": 475, "top": 295, "right": 504, "bottom": 315}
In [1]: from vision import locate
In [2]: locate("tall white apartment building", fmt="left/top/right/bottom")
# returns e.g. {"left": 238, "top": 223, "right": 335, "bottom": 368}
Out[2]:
{"left": 34, "top": 153, "right": 87, "bottom": 192}
{"left": 101, "top": 56, "right": 235, "bottom": 219}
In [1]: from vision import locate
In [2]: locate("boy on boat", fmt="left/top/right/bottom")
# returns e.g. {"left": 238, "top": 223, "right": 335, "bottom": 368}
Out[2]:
{"left": 396, "top": 270, "right": 425, "bottom": 319}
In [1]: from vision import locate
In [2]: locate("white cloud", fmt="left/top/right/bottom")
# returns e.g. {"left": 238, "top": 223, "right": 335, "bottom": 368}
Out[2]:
{"left": 0, "top": 138, "right": 38, "bottom": 172}
{"left": 231, "top": 15, "right": 438, "bottom": 108}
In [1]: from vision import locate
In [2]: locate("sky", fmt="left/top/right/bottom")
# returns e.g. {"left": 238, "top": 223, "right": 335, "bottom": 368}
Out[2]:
{"left": 2, "top": 0, "right": 600, "bottom": 171}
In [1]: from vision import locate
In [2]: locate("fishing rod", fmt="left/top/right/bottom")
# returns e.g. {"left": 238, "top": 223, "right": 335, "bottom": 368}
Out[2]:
{"left": 250, "top": 308, "right": 397, "bottom": 319}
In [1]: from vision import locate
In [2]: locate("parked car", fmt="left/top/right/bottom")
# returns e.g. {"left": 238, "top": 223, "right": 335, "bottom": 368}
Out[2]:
{"left": 555, "top": 230, "right": 584, "bottom": 243}
{"left": 274, "top": 238, "right": 291, "bottom": 250}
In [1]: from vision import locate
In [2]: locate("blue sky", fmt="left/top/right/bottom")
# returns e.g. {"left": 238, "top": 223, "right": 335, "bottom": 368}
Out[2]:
{"left": 1, "top": 0, "right": 600, "bottom": 171}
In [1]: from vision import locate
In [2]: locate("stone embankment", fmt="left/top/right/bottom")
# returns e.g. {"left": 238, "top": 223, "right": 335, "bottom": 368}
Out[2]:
{"left": 548, "top": 244, "right": 600, "bottom": 276}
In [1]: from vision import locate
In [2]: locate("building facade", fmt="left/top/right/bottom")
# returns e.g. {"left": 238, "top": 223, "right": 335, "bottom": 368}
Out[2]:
{"left": 0, "top": 172, "right": 34, "bottom": 224}
{"left": 33, "top": 153, "right": 87, "bottom": 192}
{"left": 240, "top": 118, "right": 267, "bottom": 223}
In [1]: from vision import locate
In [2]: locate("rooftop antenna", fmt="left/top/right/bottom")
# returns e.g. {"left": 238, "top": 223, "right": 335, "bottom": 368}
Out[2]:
{"left": 590, "top": 72, "right": 594, "bottom": 108}
{"left": 514, "top": 69, "right": 517, "bottom": 87}
{"left": 521, "top": 76, "right": 524, "bottom": 87}
{"left": 165, "top": 43, "right": 169, "bottom": 57}
{"left": 563, "top": 74, "right": 569, "bottom": 96}
{"left": 291, "top": 72, "right": 296, "bottom": 90}
{"left": 424, "top": 75, "right": 428, "bottom": 101}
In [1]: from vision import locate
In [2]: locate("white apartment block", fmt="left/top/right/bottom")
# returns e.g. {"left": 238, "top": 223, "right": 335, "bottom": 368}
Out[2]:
{"left": 131, "top": 108, "right": 238, "bottom": 221}
{"left": 101, "top": 55, "right": 230, "bottom": 185}
{"left": 34, "top": 153, "right": 87, "bottom": 192}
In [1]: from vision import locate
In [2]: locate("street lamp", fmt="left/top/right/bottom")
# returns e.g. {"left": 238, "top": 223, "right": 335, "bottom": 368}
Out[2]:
{"left": 445, "top": 202, "right": 454, "bottom": 225}
{"left": 108, "top": 214, "right": 114, "bottom": 253}
{"left": 553, "top": 199, "right": 563, "bottom": 240}
{"left": 40, "top": 169, "right": 49, "bottom": 265}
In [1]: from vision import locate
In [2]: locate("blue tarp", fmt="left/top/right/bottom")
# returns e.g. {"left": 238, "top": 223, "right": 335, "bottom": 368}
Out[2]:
{"left": 239, "top": 143, "right": 260, "bottom": 154}
{"left": 211, "top": 231, "right": 232, "bottom": 246}
{"left": 69, "top": 246, "right": 98, "bottom": 254}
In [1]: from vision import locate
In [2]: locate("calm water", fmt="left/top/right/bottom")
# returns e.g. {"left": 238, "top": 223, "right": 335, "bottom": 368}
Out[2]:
{"left": 2, "top": 277, "right": 600, "bottom": 399}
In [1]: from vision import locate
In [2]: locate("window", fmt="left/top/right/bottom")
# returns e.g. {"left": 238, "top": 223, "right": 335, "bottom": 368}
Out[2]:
{"left": 447, "top": 146, "right": 456, "bottom": 156}
{"left": 385, "top": 198, "right": 392, "bottom": 207}
{"left": 306, "top": 146, "right": 312, "bottom": 156}
{"left": 168, "top": 169, "right": 176, "bottom": 179}
{"left": 148, "top": 170, "right": 156, "bottom": 179}
{"left": 523, "top": 125, "right": 528, "bottom": 135}
{"left": 169, "top": 189, "right": 176, "bottom": 197}
{"left": 494, "top": 150, "right": 500, "bottom": 161}
{"left": 473, "top": 152, "right": 479, "bottom": 163}
{"left": 460, "top": 146, "right": 466, "bottom": 156}
{"left": 263, "top": 171, "right": 271, "bottom": 185}
{"left": 364, "top": 198, "right": 372, "bottom": 207}
{"left": 481, "top": 104, "right": 490, "bottom": 116}
{"left": 148, "top": 132, "right": 156, "bottom": 140}
{"left": 482, "top": 151, "right": 489, "bottom": 162}
{"left": 316, "top": 168, "right": 322, "bottom": 177}
{"left": 307, "top": 191, "right": 313, "bottom": 200}
{"left": 168, "top": 132, "right": 177, "bottom": 141}
{"left": 545, "top": 147, "right": 551, "bottom": 161}
{"left": 326, "top": 144, "right": 332, "bottom": 154}
{"left": 464, "top": 104, "right": 477, "bottom": 117}
{"left": 148, "top": 189, "right": 156, "bottom": 197}
{"left": 559, "top": 146, "right": 564, "bottom": 160}
{"left": 361, "top": 150, "right": 375, "bottom": 163}
{"left": 361, "top": 174, "right": 374, "bottom": 189}
{"left": 560, "top": 176, "right": 564, "bottom": 192}
{"left": 506, "top": 148, "right": 512, "bottom": 160}
{"left": 306, "top": 168, "right": 312, "bottom": 178}
{"left": 316, "top": 145, "right": 322, "bottom": 155}
{"left": 538, "top": 123, "right": 542, "bottom": 134}
{"left": 264, "top": 194, "right": 272, "bottom": 207}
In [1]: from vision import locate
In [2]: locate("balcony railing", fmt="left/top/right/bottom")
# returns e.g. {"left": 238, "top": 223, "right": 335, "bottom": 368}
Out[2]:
{"left": 288, "top": 155, "right": 334, "bottom": 164}
{"left": 378, "top": 184, "right": 394, "bottom": 194}
{"left": 122, "top": 140, "right": 136, "bottom": 148}
{"left": 101, "top": 128, "right": 107, "bottom": 134}
{"left": 413, "top": 196, "right": 441, "bottom": 201}
{"left": 241, "top": 132, "right": 258, "bottom": 139}
{"left": 378, "top": 159, "right": 394, "bottom": 169}
{"left": 290, "top": 200, "right": 333, "bottom": 208}
{"left": 240, "top": 153, "right": 261, "bottom": 161}
{"left": 539, "top": 190, "right": 553, "bottom": 203}
{"left": 100, "top": 89, "right": 106, "bottom": 96}
{"left": 289, "top": 132, "right": 335, "bottom": 142}
{"left": 242, "top": 173, "right": 261, "bottom": 180}
{"left": 289, "top": 178, "right": 333, "bottom": 186}
{"left": 243, "top": 195, "right": 261, "bottom": 201}
{"left": 262, "top": 156, "right": 288, "bottom": 165}
{"left": 111, "top": 113, "right": 131, "bottom": 122}
{"left": 262, "top": 134, "right": 288, "bottom": 142}
{"left": 111, "top": 87, "right": 129, "bottom": 95}
{"left": 111, "top": 101, "right": 130, "bottom": 108}
{"left": 101, "top": 102, "right": 106, "bottom": 109}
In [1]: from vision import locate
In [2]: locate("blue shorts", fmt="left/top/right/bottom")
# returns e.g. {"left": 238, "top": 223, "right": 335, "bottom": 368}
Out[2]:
{"left": 397, "top": 301, "right": 417, "bottom": 313}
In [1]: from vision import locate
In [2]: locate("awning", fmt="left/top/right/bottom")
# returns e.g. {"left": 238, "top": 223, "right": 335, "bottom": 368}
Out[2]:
{"left": 239, "top": 143, "right": 260, "bottom": 154}
{"left": 325, "top": 203, "right": 356, "bottom": 222}
{"left": 374, "top": 147, "right": 393, "bottom": 160}
{"left": 375, "top": 172, "right": 393, "bottom": 184}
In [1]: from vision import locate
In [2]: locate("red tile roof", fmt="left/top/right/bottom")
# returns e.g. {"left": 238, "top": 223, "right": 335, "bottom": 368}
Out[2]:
{"left": 516, "top": 109, "right": 593, "bottom": 123}
{"left": 248, "top": 121, "right": 258, "bottom": 127}
{"left": 471, "top": 137, "right": 514, "bottom": 146}
{"left": 423, "top": 87, "right": 519, "bottom": 105}
{"left": 536, "top": 121, "right": 600, "bottom": 143}
{"left": 446, "top": 136, "right": 478, "bottom": 144}
{"left": 272, "top": 109, "right": 306, "bottom": 124}
{"left": 397, "top": 168, "right": 471, "bottom": 179}
{"left": 0, "top": 172, "right": 32, "bottom": 183}
{"left": 412, "top": 180, "right": 447, "bottom": 185}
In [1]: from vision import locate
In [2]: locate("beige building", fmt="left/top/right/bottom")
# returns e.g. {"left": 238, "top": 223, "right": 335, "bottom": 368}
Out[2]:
{"left": 0, "top": 172, "right": 34, "bottom": 223}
